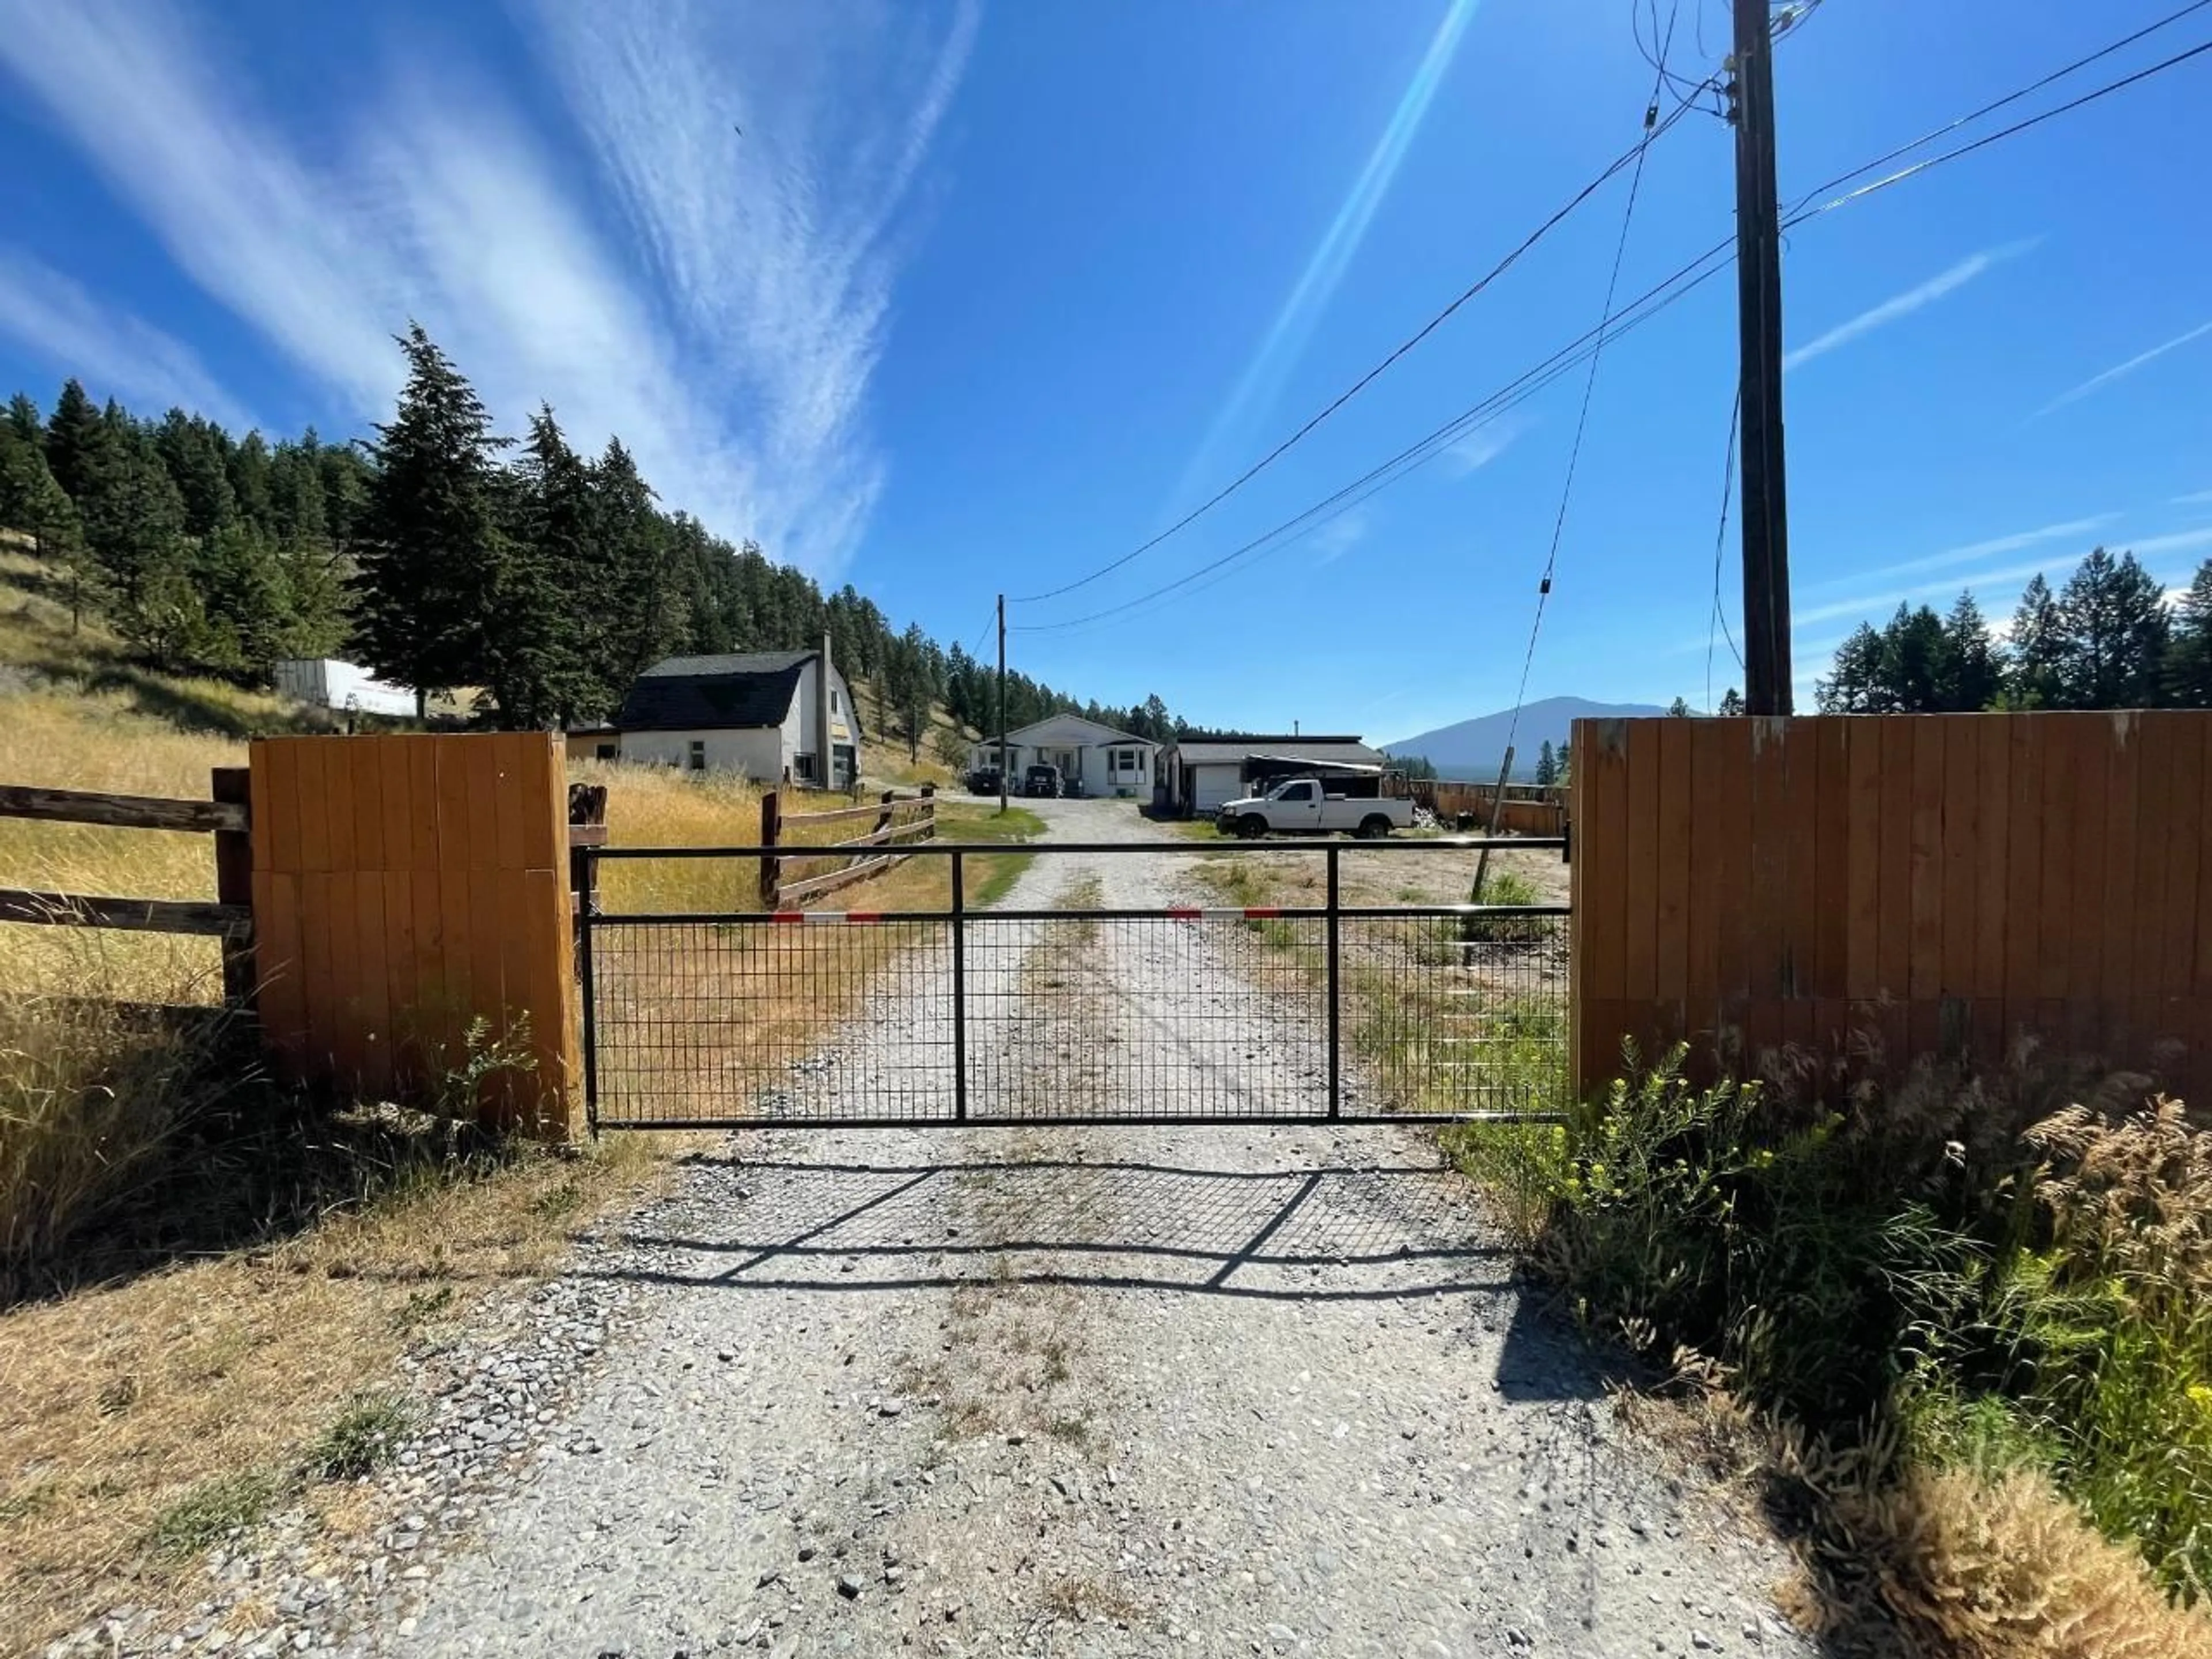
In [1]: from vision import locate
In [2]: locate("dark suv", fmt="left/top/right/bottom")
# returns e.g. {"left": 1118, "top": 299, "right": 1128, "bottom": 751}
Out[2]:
{"left": 1023, "top": 763, "right": 1063, "bottom": 798}
{"left": 965, "top": 765, "right": 1002, "bottom": 797}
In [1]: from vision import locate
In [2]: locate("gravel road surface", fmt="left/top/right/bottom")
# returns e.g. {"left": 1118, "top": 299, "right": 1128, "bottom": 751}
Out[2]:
{"left": 371, "top": 800, "right": 1811, "bottom": 1659}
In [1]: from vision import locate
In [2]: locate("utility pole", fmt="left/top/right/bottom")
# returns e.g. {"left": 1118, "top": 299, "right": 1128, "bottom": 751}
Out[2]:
{"left": 1732, "top": 0, "right": 1793, "bottom": 715}
{"left": 995, "top": 593, "right": 1009, "bottom": 816}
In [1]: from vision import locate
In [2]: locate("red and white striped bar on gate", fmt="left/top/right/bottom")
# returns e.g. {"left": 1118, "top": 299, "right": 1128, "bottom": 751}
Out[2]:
{"left": 769, "top": 911, "right": 885, "bottom": 925}
{"left": 1166, "top": 907, "right": 1281, "bottom": 921}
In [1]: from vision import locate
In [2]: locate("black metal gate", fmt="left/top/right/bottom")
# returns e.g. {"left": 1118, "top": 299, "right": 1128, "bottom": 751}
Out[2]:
{"left": 576, "top": 839, "right": 1568, "bottom": 1130}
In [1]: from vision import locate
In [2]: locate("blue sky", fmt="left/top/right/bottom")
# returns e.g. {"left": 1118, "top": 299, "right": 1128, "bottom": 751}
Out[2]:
{"left": 1, "top": 1, "right": 2207, "bottom": 742}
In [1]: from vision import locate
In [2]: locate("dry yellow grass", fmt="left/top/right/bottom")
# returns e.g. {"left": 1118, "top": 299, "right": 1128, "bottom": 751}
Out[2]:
{"left": 0, "top": 1132, "right": 660, "bottom": 1656}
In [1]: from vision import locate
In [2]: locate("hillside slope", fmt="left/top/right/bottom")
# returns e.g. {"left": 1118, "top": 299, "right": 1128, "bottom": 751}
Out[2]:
{"left": 1385, "top": 695, "right": 1666, "bottom": 778}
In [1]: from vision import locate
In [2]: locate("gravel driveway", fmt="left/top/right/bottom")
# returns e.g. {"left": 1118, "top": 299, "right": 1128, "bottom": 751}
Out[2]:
{"left": 371, "top": 800, "right": 1810, "bottom": 1659}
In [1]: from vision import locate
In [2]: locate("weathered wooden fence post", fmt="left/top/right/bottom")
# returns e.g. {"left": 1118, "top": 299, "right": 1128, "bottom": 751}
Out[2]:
{"left": 758, "top": 789, "right": 782, "bottom": 907}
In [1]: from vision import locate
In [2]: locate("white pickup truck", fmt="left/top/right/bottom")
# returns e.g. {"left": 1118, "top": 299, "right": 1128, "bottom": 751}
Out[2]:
{"left": 1216, "top": 778, "right": 1417, "bottom": 839}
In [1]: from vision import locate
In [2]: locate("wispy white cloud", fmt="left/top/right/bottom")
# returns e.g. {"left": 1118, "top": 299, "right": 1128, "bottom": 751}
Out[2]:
{"left": 0, "top": 250, "right": 250, "bottom": 429}
{"left": 1783, "top": 239, "right": 2036, "bottom": 373}
{"left": 517, "top": 0, "right": 978, "bottom": 573}
{"left": 2035, "top": 320, "right": 2212, "bottom": 421}
{"left": 1801, "top": 513, "right": 2119, "bottom": 594}
{"left": 1310, "top": 509, "right": 1371, "bottom": 566}
{"left": 0, "top": 0, "right": 969, "bottom": 575}
{"left": 1794, "top": 537, "right": 2212, "bottom": 635}
{"left": 1444, "top": 415, "right": 1524, "bottom": 478}
{"left": 2127, "top": 526, "right": 2212, "bottom": 559}
{"left": 1793, "top": 558, "right": 2070, "bottom": 630}
{"left": 1165, "top": 0, "right": 1480, "bottom": 514}
{"left": 2171, "top": 489, "right": 2212, "bottom": 507}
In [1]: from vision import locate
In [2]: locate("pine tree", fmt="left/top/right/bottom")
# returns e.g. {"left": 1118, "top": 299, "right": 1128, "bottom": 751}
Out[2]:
{"left": 1717, "top": 687, "right": 1745, "bottom": 716}
{"left": 2052, "top": 547, "right": 2169, "bottom": 709}
{"left": 1817, "top": 622, "right": 1888, "bottom": 713}
{"left": 1533, "top": 740, "right": 1557, "bottom": 786}
{"left": 495, "top": 406, "right": 595, "bottom": 726}
{"left": 43, "top": 378, "right": 107, "bottom": 504}
{"left": 586, "top": 437, "right": 678, "bottom": 706}
{"left": 78, "top": 430, "right": 197, "bottom": 664}
{"left": 226, "top": 430, "right": 275, "bottom": 536}
{"left": 194, "top": 520, "right": 290, "bottom": 675}
{"left": 153, "top": 408, "right": 237, "bottom": 538}
{"left": 1934, "top": 592, "right": 2002, "bottom": 711}
{"left": 2006, "top": 574, "right": 2065, "bottom": 708}
{"left": 2163, "top": 561, "right": 2212, "bottom": 710}
{"left": 353, "top": 325, "right": 509, "bottom": 715}
{"left": 1667, "top": 696, "right": 1692, "bottom": 717}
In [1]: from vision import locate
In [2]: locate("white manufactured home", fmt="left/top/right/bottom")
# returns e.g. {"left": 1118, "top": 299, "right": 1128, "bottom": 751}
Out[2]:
{"left": 972, "top": 714, "right": 1156, "bottom": 796}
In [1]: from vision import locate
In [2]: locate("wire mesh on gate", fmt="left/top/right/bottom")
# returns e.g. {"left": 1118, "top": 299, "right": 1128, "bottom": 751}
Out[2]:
{"left": 579, "top": 840, "right": 1570, "bottom": 1128}
{"left": 963, "top": 911, "right": 1331, "bottom": 1120}
{"left": 586, "top": 915, "right": 956, "bottom": 1126}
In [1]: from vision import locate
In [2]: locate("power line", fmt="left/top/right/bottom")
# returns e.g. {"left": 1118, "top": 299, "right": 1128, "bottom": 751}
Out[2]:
{"left": 1503, "top": 0, "right": 1683, "bottom": 764}
{"left": 1012, "top": 25, "right": 2212, "bottom": 642}
{"left": 1007, "top": 70, "right": 1721, "bottom": 606}
{"left": 1785, "top": 0, "right": 2211, "bottom": 214}
{"left": 1705, "top": 391, "right": 1743, "bottom": 714}
{"left": 1784, "top": 32, "right": 2212, "bottom": 227}
{"left": 1013, "top": 246, "right": 1740, "bottom": 637}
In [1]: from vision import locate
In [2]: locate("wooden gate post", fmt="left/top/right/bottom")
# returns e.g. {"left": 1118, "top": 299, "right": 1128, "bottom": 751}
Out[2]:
{"left": 210, "top": 766, "right": 256, "bottom": 1008}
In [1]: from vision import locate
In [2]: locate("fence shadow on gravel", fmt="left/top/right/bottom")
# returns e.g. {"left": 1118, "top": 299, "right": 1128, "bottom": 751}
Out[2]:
{"left": 569, "top": 1150, "right": 1606, "bottom": 1402}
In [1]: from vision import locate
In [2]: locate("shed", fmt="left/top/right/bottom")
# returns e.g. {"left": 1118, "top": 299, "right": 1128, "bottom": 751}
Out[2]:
{"left": 1156, "top": 734, "right": 1385, "bottom": 816}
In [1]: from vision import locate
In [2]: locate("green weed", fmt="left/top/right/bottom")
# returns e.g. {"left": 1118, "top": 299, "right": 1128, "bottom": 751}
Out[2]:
{"left": 145, "top": 1471, "right": 287, "bottom": 1559}
{"left": 303, "top": 1392, "right": 416, "bottom": 1482}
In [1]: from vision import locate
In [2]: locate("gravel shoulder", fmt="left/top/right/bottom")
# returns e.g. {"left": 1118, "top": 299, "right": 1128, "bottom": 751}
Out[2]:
{"left": 119, "top": 801, "right": 1813, "bottom": 1659}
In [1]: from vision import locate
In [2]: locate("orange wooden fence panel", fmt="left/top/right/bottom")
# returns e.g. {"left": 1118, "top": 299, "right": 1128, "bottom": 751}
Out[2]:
{"left": 250, "top": 733, "right": 578, "bottom": 1136}
{"left": 1570, "top": 712, "right": 2212, "bottom": 1108}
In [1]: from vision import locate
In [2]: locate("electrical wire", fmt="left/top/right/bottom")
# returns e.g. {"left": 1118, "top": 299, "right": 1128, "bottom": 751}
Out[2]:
{"left": 1006, "top": 69, "right": 1722, "bottom": 606}
{"left": 1501, "top": 0, "right": 1683, "bottom": 767}
{"left": 1012, "top": 22, "right": 2212, "bottom": 642}
{"left": 1013, "top": 247, "right": 1740, "bottom": 637}
{"left": 1784, "top": 0, "right": 2212, "bottom": 214}
{"left": 1705, "top": 391, "right": 1743, "bottom": 714}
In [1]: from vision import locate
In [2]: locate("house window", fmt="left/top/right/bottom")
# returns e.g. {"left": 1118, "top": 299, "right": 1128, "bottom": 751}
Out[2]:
{"left": 688, "top": 740, "right": 706, "bottom": 772}
{"left": 795, "top": 752, "right": 818, "bottom": 783}
{"left": 595, "top": 743, "right": 616, "bottom": 762}
{"left": 832, "top": 688, "right": 841, "bottom": 714}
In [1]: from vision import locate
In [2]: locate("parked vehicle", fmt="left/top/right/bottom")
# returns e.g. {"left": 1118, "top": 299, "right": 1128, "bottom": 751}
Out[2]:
{"left": 965, "top": 765, "right": 1003, "bottom": 797}
{"left": 1024, "top": 763, "right": 1064, "bottom": 798}
{"left": 1216, "top": 777, "right": 1415, "bottom": 839}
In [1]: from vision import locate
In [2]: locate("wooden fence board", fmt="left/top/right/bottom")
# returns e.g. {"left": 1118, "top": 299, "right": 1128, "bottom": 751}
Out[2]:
{"left": 1656, "top": 718, "right": 1692, "bottom": 999}
{"left": 1907, "top": 720, "right": 1945, "bottom": 1002}
{"left": 2070, "top": 715, "right": 2112, "bottom": 1000}
{"left": 2104, "top": 715, "right": 2143, "bottom": 999}
{"left": 2006, "top": 714, "right": 2044, "bottom": 1001}
{"left": 324, "top": 741, "right": 358, "bottom": 875}
{"left": 296, "top": 743, "right": 331, "bottom": 874}
{"left": 1877, "top": 719, "right": 1914, "bottom": 1001}
{"left": 1623, "top": 723, "right": 1660, "bottom": 1001}
{"left": 1812, "top": 719, "right": 1847, "bottom": 1001}
{"left": 1940, "top": 720, "right": 1979, "bottom": 998}
{"left": 0, "top": 784, "right": 248, "bottom": 834}
{"left": 1844, "top": 719, "right": 1882, "bottom": 1000}
{"left": 1571, "top": 712, "right": 2212, "bottom": 1108}
{"left": 2036, "top": 717, "right": 2077, "bottom": 1001}
{"left": 1974, "top": 720, "right": 2010, "bottom": 994}
{"left": 492, "top": 732, "right": 531, "bottom": 873}
{"left": 350, "top": 740, "right": 387, "bottom": 872}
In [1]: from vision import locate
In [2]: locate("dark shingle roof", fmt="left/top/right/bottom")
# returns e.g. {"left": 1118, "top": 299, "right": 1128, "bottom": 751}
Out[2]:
{"left": 618, "top": 651, "right": 815, "bottom": 731}
{"left": 1166, "top": 735, "right": 1382, "bottom": 766}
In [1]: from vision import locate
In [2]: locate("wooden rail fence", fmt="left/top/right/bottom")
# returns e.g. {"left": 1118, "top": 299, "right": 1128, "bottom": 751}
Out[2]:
{"left": 757, "top": 786, "right": 937, "bottom": 907}
{"left": 0, "top": 769, "right": 256, "bottom": 1001}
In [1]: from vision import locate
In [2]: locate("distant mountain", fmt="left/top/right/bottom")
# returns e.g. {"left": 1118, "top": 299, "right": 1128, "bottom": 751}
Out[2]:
{"left": 1383, "top": 696, "right": 1669, "bottom": 780}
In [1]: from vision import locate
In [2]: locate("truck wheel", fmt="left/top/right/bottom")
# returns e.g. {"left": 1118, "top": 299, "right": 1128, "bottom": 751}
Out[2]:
{"left": 1356, "top": 814, "right": 1392, "bottom": 840}
{"left": 1236, "top": 814, "right": 1268, "bottom": 840}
